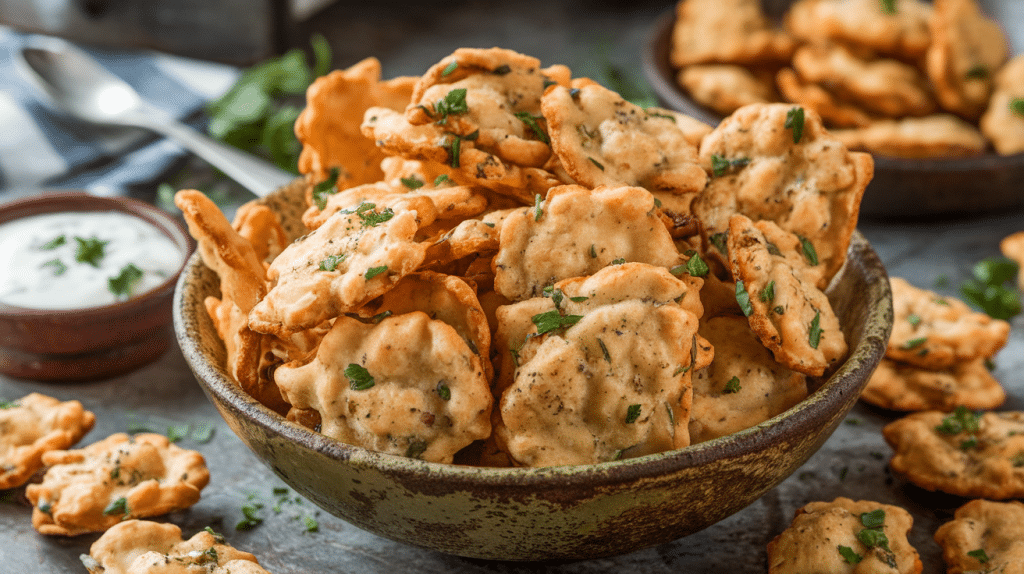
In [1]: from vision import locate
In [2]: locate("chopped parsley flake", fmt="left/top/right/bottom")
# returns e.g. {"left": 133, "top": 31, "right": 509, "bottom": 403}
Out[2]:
{"left": 966, "top": 65, "right": 989, "bottom": 79}
{"left": 370, "top": 310, "right": 392, "bottom": 324}
{"left": 312, "top": 167, "right": 340, "bottom": 210}
{"left": 433, "top": 174, "right": 451, "bottom": 186}
{"left": 39, "top": 235, "right": 66, "bottom": 250}
{"left": 74, "top": 236, "right": 109, "bottom": 267}
{"left": 589, "top": 244, "right": 598, "bottom": 258}
{"left": 710, "top": 154, "right": 750, "bottom": 177}
{"left": 838, "top": 545, "right": 862, "bottom": 564}
{"left": 967, "top": 548, "right": 989, "bottom": 563}
{"left": 936, "top": 405, "right": 981, "bottom": 435}
{"left": 861, "top": 509, "right": 886, "bottom": 529}
{"left": 900, "top": 337, "right": 927, "bottom": 350}
{"left": 759, "top": 280, "right": 775, "bottom": 303}
{"left": 723, "top": 376, "right": 742, "bottom": 394}
{"left": 406, "top": 439, "right": 428, "bottom": 459}
{"left": 344, "top": 363, "right": 375, "bottom": 391}
{"left": 318, "top": 254, "right": 346, "bottom": 271}
{"left": 1012, "top": 98, "right": 1024, "bottom": 117}
{"left": 611, "top": 257, "right": 626, "bottom": 265}
{"left": 533, "top": 193, "right": 544, "bottom": 221}
{"left": 960, "top": 438, "right": 978, "bottom": 450}
{"left": 436, "top": 381, "right": 451, "bottom": 401}
{"left": 0, "top": 400, "right": 16, "bottom": 409}
{"left": 961, "top": 256, "right": 1022, "bottom": 320}
{"left": 532, "top": 309, "right": 583, "bottom": 335}
{"left": 204, "top": 526, "right": 225, "bottom": 543}
{"left": 441, "top": 60, "right": 458, "bottom": 76}
{"left": 809, "top": 311, "right": 822, "bottom": 349}
{"left": 625, "top": 404, "right": 641, "bottom": 424}
{"left": 879, "top": 0, "right": 896, "bottom": 14}
{"left": 588, "top": 157, "right": 605, "bottom": 171}
{"left": 598, "top": 338, "right": 611, "bottom": 363}
{"left": 364, "top": 265, "right": 388, "bottom": 280}
{"left": 785, "top": 107, "right": 805, "bottom": 144}
{"left": 514, "top": 111, "right": 549, "bottom": 144}
{"left": 166, "top": 424, "right": 190, "bottom": 443}
{"left": 108, "top": 263, "right": 144, "bottom": 299}
{"left": 400, "top": 175, "right": 424, "bottom": 189}
{"left": 799, "top": 235, "right": 818, "bottom": 266}
{"left": 103, "top": 497, "right": 129, "bottom": 516}
{"left": 358, "top": 206, "right": 395, "bottom": 228}
{"left": 304, "top": 516, "right": 320, "bottom": 532}
{"left": 735, "top": 280, "right": 752, "bottom": 317}
{"left": 685, "top": 252, "right": 709, "bottom": 277}
{"left": 709, "top": 232, "right": 728, "bottom": 253}
{"left": 906, "top": 313, "right": 921, "bottom": 326}
{"left": 433, "top": 88, "right": 469, "bottom": 123}
{"left": 236, "top": 503, "right": 263, "bottom": 530}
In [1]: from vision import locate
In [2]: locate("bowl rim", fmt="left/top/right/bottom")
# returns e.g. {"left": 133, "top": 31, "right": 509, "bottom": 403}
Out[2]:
{"left": 640, "top": 7, "right": 1024, "bottom": 174}
{"left": 0, "top": 191, "right": 194, "bottom": 318}
{"left": 175, "top": 225, "right": 892, "bottom": 486}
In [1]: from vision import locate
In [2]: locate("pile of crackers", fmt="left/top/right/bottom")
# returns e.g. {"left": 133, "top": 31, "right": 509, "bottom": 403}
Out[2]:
{"left": 670, "top": 0, "right": 1024, "bottom": 158}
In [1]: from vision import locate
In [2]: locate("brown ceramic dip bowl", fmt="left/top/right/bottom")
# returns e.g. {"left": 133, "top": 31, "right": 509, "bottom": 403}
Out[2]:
{"left": 174, "top": 182, "right": 893, "bottom": 561}
{"left": 0, "top": 192, "right": 193, "bottom": 381}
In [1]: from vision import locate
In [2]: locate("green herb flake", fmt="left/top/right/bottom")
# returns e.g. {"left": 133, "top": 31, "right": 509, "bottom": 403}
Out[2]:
{"left": 935, "top": 405, "right": 981, "bottom": 435}
{"left": 436, "top": 381, "right": 451, "bottom": 401}
{"left": 400, "top": 175, "right": 424, "bottom": 189}
{"left": 166, "top": 424, "right": 190, "bottom": 443}
{"left": 907, "top": 313, "right": 921, "bottom": 326}
{"left": 41, "top": 258, "right": 67, "bottom": 276}
{"left": 191, "top": 423, "right": 216, "bottom": 444}
{"left": 861, "top": 509, "right": 886, "bottom": 529}
{"left": 108, "top": 263, "right": 144, "bottom": 299}
{"left": 364, "top": 265, "right": 388, "bottom": 280}
{"left": 531, "top": 310, "right": 583, "bottom": 335}
{"left": 318, "top": 254, "right": 346, "bottom": 272}
{"left": 785, "top": 107, "right": 805, "bottom": 144}
{"left": 685, "top": 252, "right": 709, "bottom": 277}
{"left": 204, "top": 526, "right": 225, "bottom": 543}
{"left": 514, "top": 111, "right": 550, "bottom": 144}
{"left": 900, "top": 337, "right": 927, "bottom": 350}
{"left": 370, "top": 310, "right": 392, "bottom": 324}
{"left": 433, "top": 174, "right": 451, "bottom": 186}
{"left": 1011, "top": 98, "right": 1024, "bottom": 117}
{"left": 38, "top": 500, "right": 52, "bottom": 515}
{"left": 312, "top": 167, "right": 340, "bottom": 210}
{"left": 879, "top": 0, "right": 896, "bottom": 14}
{"left": 710, "top": 154, "right": 750, "bottom": 177}
{"left": 735, "top": 280, "right": 753, "bottom": 317}
{"left": 799, "top": 235, "right": 818, "bottom": 266}
{"left": 857, "top": 527, "right": 890, "bottom": 550}
{"left": 358, "top": 206, "right": 395, "bottom": 228}
{"left": 723, "top": 376, "right": 742, "bottom": 394}
{"left": 406, "top": 439, "right": 428, "bottom": 459}
{"left": 709, "top": 232, "right": 728, "bottom": 254}
{"left": 966, "top": 65, "right": 989, "bottom": 79}
{"left": 39, "top": 235, "right": 66, "bottom": 250}
{"left": 236, "top": 503, "right": 263, "bottom": 530}
{"left": 0, "top": 399, "right": 19, "bottom": 409}
{"left": 809, "top": 311, "right": 822, "bottom": 349}
{"left": 304, "top": 515, "right": 319, "bottom": 532}
{"left": 533, "top": 193, "right": 544, "bottom": 221}
{"left": 625, "top": 404, "right": 642, "bottom": 424}
{"left": 345, "top": 363, "right": 375, "bottom": 391}
{"left": 759, "top": 280, "right": 775, "bottom": 303}
{"left": 589, "top": 244, "right": 598, "bottom": 258}
{"left": 611, "top": 257, "right": 626, "bottom": 265}
{"left": 967, "top": 548, "right": 989, "bottom": 563}
{"left": 433, "top": 88, "right": 469, "bottom": 123}
{"left": 961, "top": 256, "right": 1022, "bottom": 320}
{"left": 598, "top": 338, "right": 612, "bottom": 363}
{"left": 1012, "top": 452, "right": 1024, "bottom": 467}
{"left": 74, "top": 236, "right": 109, "bottom": 267}
{"left": 441, "top": 60, "right": 458, "bottom": 76}
{"left": 588, "top": 157, "right": 605, "bottom": 171}
{"left": 103, "top": 497, "right": 129, "bottom": 516}
{"left": 838, "top": 545, "right": 863, "bottom": 564}
{"left": 960, "top": 438, "right": 978, "bottom": 450}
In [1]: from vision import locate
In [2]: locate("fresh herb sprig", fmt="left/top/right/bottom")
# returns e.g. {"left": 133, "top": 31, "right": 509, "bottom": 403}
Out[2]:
{"left": 960, "top": 256, "right": 1021, "bottom": 320}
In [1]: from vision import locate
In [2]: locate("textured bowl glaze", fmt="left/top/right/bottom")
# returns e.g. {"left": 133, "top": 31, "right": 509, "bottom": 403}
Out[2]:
{"left": 174, "top": 181, "right": 892, "bottom": 560}
{"left": 641, "top": 8, "right": 1024, "bottom": 220}
{"left": 0, "top": 192, "right": 193, "bottom": 380}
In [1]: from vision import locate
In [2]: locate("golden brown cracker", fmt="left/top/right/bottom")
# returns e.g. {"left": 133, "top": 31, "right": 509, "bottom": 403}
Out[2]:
{"left": 677, "top": 64, "right": 777, "bottom": 116}
{"left": 767, "top": 497, "right": 923, "bottom": 573}
{"left": 980, "top": 54, "right": 1024, "bottom": 156}
{"left": 0, "top": 393, "right": 95, "bottom": 490}
{"left": 670, "top": 0, "right": 796, "bottom": 67}
{"left": 1001, "top": 230, "right": 1024, "bottom": 291}
{"left": 785, "top": 0, "right": 933, "bottom": 60}
{"left": 861, "top": 357, "right": 1006, "bottom": 412}
{"left": 775, "top": 67, "right": 874, "bottom": 129}
{"left": 26, "top": 433, "right": 209, "bottom": 536}
{"left": 933, "top": 499, "right": 1024, "bottom": 574}
{"left": 883, "top": 409, "right": 1024, "bottom": 499}
{"left": 833, "top": 114, "right": 988, "bottom": 159}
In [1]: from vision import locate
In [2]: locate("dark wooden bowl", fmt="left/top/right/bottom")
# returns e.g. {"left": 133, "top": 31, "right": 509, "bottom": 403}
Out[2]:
{"left": 0, "top": 192, "right": 193, "bottom": 380}
{"left": 641, "top": 8, "right": 1024, "bottom": 220}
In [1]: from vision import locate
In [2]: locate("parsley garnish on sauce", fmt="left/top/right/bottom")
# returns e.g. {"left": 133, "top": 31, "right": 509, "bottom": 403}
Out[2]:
{"left": 108, "top": 263, "right": 144, "bottom": 299}
{"left": 74, "top": 236, "right": 109, "bottom": 267}
{"left": 345, "top": 364, "right": 375, "bottom": 391}
{"left": 735, "top": 280, "right": 753, "bottom": 317}
{"left": 625, "top": 404, "right": 641, "bottom": 424}
{"left": 785, "top": 107, "right": 805, "bottom": 144}
{"left": 39, "top": 235, "right": 66, "bottom": 250}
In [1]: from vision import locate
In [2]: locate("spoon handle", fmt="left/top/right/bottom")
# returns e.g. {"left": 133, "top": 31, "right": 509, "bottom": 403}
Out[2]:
{"left": 147, "top": 118, "right": 297, "bottom": 196}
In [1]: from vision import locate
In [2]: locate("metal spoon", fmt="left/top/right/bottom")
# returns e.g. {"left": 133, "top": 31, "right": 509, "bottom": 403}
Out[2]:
{"left": 17, "top": 35, "right": 296, "bottom": 196}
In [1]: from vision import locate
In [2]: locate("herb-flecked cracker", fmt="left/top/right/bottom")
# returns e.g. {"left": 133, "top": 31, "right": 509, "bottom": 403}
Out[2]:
{"left": 767, "top": 497, "right": 923, "bottom": 573}
{"left": 82, "top": 519, "right": 271, "bottom": 574}
{"left": 883, "top": 409, "right": 1024, "bottom": 499}
{"left": 933, "top": 499, "right": 1024, "bottom": 574}
{"left": 887, "top": 277, "right": 1010, "bottom": 369}
{"left": 0, "top": 393, "right": 95, "bottom": 490}
{"left": 727, "top": 215, "right": 847, "bottom": 377}
{"left": 670, "top": 0, "right": 796, "bottom": 67}
{"left": 692, "top": 103, "right": 873, "bottom": 288}
{"left": 677, "top": 64, "right": 776, "bottom": 116}
{"left": 861, "top": 357, "right": 1006, "bottom": 412}
{"left": 981, "top": 54, "right": 1024, "bottom": 156}
{"left": 775, "top": 67, "right": 873, "bottom": 129}
{"left": 785, "top": 0, "right": 933, "bottom": 60}
{"left": 493, "top": 263, "right": 710, "bottom": 466}
{"left": 832, "top": 114, "right": 988, "bottom": 159}
{"left": 26, "top": 433, "right": 209, "bottom": 536}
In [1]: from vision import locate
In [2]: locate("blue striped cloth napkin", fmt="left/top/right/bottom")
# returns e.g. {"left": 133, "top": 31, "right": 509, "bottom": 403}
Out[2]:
{"left": 0, "top": 26, "right": 239, "bottom": 199}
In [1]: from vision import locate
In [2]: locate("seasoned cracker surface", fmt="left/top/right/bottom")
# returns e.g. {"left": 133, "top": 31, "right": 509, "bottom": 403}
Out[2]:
{"left": 492, "top": 184, "right": 680, "bottom": 301}
{"left": 274, "top": 311, "right": 492, "bottom": 463}
{"left": 692, "top": 103, "right": 872, "bottom": 287}
{"left": 887, "top": 277, "right": 1009, "bottom": 369}
{"left": 775, "top": 67, "right": 873, "bottom": 129}
{"left": 933, "top": 499, "right": 1024, "bottom": 574}
{"left": 861, "top": 357, "right": 1006, "bottom": 412}
{"left": 670, "top": 0, "right": 795, "bottom": 67}
{"left": 690, "top": 315, "right": 807, "bottom": 443}
{"left": 785, "top": 0, "right": 933, "bottom": 59}
{"left": 728, "top": 215, "right": 847, "bottom": 377}
{"left": 833, "top": 115, "right": 988, "bottom": 159}
{"left": 767, "top": 497, "right": 923, "bottom": 573}
{"left": 493, "top": 263, "right": 710, "bottom": 466}
{"left": 83, "top": 519, "right": 269, "bottom": 574}
{"left": 0, "top": 393, "right": 95, "bottom": 490}
{"left": 980, "top": 54, "right": 1024, "bottom": 156}
{"left": 26, "top": 433, "right": 209, "bottom": 536}
{"left": 883, "top": 410, "right": 1024, "bottom": 499}
{"left": 677, "top": 64, "right": 775, "bottom": 116}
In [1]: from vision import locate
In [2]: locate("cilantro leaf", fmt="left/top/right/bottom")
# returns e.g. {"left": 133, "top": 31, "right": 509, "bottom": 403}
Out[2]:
{"left": 108, "top": 263, "right": 144, "bottom": 299}
{"left": 961, "top": 257, "right": 1021, "bottom": 320}
{"left": 710, "top": 154, "right": 750, "bottom": 177}
{"left": 103, "top": 497, "right": 129, "bottom": 516}
{"left": 861, "top": 509, "right": 886, "bottom": 529}
{"left": 74, "top": 236, "right": 109, "bottom": 267}
{"left": 400, "top": 175, "right": 424, "bottom": 190}
{"left": 685, "top": 252, "right": 709, "bottom": 277}
{"left": 364, "top": 265, "right": 388, "bottom": 280}
{"left": 531, "top": 310, "right": 583, "bottom": 335}
{"left": 799, "top": 236, "right": 818, "bottom": 266}
{"left": 625, "top": 404, "right": 641, "bottom": 424}
{"left": 838, "top": 545, "right": 862, "bottom": 564}
{"left": 318, "top": 254, "right": 346, "bottom": 272}
{"left": 785, "top": 107, "right": 805, "bottom": 144}
{"left": 735, "top": 280, "right": 752, "bottom": 317}
{"left": 344, "top": 364, "right": 375, "bottom": 391}
{"left": 808, "top": 311, "right": 822, "bottom": 349}
{"left": 759, "top": 280, "right": 775, "bottom": 303}
{"left": 311, "top": 167, "right": 340, "bottom": 210}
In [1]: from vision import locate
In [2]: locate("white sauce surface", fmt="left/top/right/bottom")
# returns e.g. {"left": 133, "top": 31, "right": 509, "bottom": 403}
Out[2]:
{"left": 0, "top": 211, "right": 183, "bottom": 309}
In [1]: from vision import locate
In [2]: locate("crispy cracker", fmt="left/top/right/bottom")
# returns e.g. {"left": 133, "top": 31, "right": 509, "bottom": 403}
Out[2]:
{"left": 933, "top": 499, "right": 1024, "bottom": 574}
{"left": 0, "top": 393, "right": 95, "bottom": 490}
{"left": 833, "top": 114, "right": 988, "bottom": 159}
{"left": 785, "top": 0, "right": 933, "bottom": 60}
{"left": 861, "top": 357, "right": 1006, "bottom": 412}
{"left": 670, "top": 0, "right": 796, "bottom": 67}
{"left": 677, "top": 64, "right": 777, "bottom": 116}
{"left": 980, "top": 54, "right": 1024, "bottom": 156}
{"left": 775, "top": 67, "right": 873, "bottom": 129}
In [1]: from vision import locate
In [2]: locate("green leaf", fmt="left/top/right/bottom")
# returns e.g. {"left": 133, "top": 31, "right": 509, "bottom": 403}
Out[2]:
{"left": 759, "top": 280, "right": 775, "bottom": 303}
{"left": 1012, "top": 98, "right": 1024, "bottom": 117}
{"left": 967, "top": 548, "right": 989, "bottom": 563}
{"left": 345, "top": 364, "right": 375, "bottom": 390}
{"left": 41, "top": 259, "right": 67, "bottom": 276}
{"left": 860, "top": 509, "right": 886, "bottom": 529}
{"left": 710, "top": 154, "right": 750, "bottom": 177}
{"left": 75, "top": 236, "right": 109, "bottom": 267}
{"left": 735, "top": 280, "right": 752, "bottom": 317}
{"left": 598, "top": 338, "right": 612, "bottom": 363}
{"left": 900, "top": 336, "right": 927, "bottom": 350}
{"left": 838, "top": 545, "right": 862, "bottom": 564}
{"left": 358, "top": 206, "right": 395, "bottom": 228}
{"left": 304, "top": 515, "right": 320, "bottom": 533}
{"left": 808, "top": 311, "right": 822, "bottom": 349}
{"left": 935, "top": 405, "right": 981, "bottom": 435}
{"left": 441, "top": 60, "right": 458, "bottom": 76}
{"left": 318, "top": 254, "right": 346, "bottom": 272}
{"left": 625, "top": 404, "right": 642, "bottom": 424}
{"left": 436, "top": 382, "right": 451, "bottom": 401}
{"left": 723, "top": 376, "right": 742, "bottom": 394}
{"left": 433, "top": 88, "right": 469, "bottom": 122}
{"left": 260, "top": 105, "right": 302, "bottom": 173}
{"left": 785, "top": 107, "right": 805, "bottom": 144}
{"left": 533, "top": 193, "right": 544, "bottom": 221}
{"left": 401, "top": 175, "right": 424, "bottom": 189}
{"left": 364, "top": 265, "right": 388, "bottom": 280}
{"left": 879, "top": 0, "right": 896, "bottom": 14}
{"left": 588, "top": 157, "right": 605, "bottom": 171}
{"left": 972, "top": 257, "right": 1019, "bottom": 285}
{"left": 685, "top": 252, "right": 709, "bottom": 277}
{"left": 312, "top": 167, "right": 340, "bottom": 210}
{"left": 514, "top": 111, "right": 550, "bottom": 144}
{"left": 710, "top": 232, "right": 728, "bottom": 254}
{"left": 310, "top": 33, "right": 332, "bottom": 78}
{"left": 857, "top": 527, "right": 890, "bottom": 550}
{"left": 103, "top": 497, "right": 129, "bottom": 516}
{"left": 799, "top": 235, "right": 818, "bottom": 266}
{"left": 531, "top": 309, "right": 583, "bottom": 335}
{"left": 433, "top": 174, "right": 451, "bottom": 186}
{"left": 39, "top": 235, "right": 66, "bottom": 250}
{"left": 108, "top": 263, "right": 144, "bottom": 298}
{"left": 236, "top": 503, "right": 263, "bottom": 530}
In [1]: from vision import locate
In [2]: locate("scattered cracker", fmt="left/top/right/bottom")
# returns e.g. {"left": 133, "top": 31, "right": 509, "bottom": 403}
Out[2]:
{"left": 887, "top": 277, "right": 1009, "bottom": 369}
{"left": 670, "top": 0, "right": 796, "bottom": 67}
{"left": 933, "top": 499, "right": 1024, "bottom": 574}
{"left": 677, "top": 64, "right": 776, "bottom": 116}
{"left": 767, "top": 497, "right": 923, "bottom": 573}
{"left": 0, "top": 393, "right": 95, "bottom": 490}
{"left": 785, "top": 0, "right": 933, "bottom": 60}
{"left": 884, "top": 409, "right": 1024, "bottom": 499}
{"left": 861, "top": 357, "right": 1006, "bottom": 412}
{"left": 775, "top": 67, "right": 873, "bottom": 129}
{"left": 82, "top": 519, "right": 270, "bottom": 574}
{"left": 832, "top": 114, "right": 988, "bottom": 159}
{"left": 980, "top": 54, "right": 1024, "bottom": 156}
{"left": 26, "top": 433, "right": 209, "bottom": 536}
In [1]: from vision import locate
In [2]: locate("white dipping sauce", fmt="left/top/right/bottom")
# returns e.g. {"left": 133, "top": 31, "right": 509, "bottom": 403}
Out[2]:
{"left": 0, "top": 211, "right": 183, "bottom": 309}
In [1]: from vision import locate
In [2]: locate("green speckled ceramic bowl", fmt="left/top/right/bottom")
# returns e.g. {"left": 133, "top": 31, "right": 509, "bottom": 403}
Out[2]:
{"left": 174, "top": 180, "right": 892, "bottom": 561}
